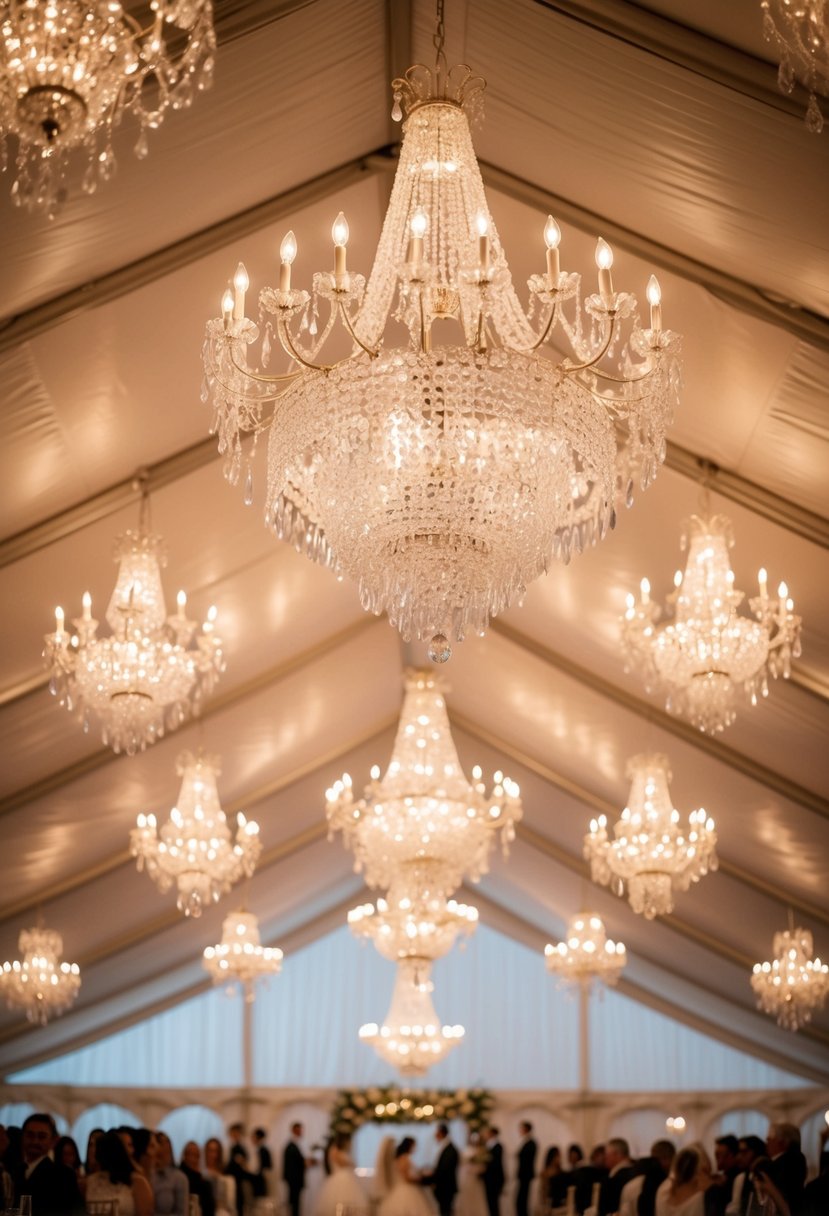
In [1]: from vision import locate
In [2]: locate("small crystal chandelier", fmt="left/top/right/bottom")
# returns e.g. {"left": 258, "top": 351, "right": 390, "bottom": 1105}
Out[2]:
{"left": 751, "top": 925, "right": 829, "bottom": 1031}
{"left": 349, "top": 891, "right": 478, "bottom": 963}
{"left": 203, "top": 909, "right": 283, "bottom": 1003}
{"left": 621, "top": 514, "right": 800, "bottom": 735}
{"left": 202, "top": 2, "right": 681, "bottom": 663}
{"left": 44, "top": 489, "right": 224, "bottom": 756}
{"left": 0, "top": 926, "right": 81, "bottom": 1025}
{"left": 359, "top": 960, "right": 464, "bottom": 1076}
{"left": 326, "top": 669, "right": 521, "bottom": 897}
{"left": 544, "top": 912, "right": 626, "bottom": 990}
{"left": 584, "top": 753, "right": 718, "bottom": 920}
{"left": 131, "top": 751, "right": 261, "bottom": 916}
{"left": 0, "top": 0, "right": 215, "bottom": 212}
{"left": 761, "top": 0, "right": 828, "bottom": 133}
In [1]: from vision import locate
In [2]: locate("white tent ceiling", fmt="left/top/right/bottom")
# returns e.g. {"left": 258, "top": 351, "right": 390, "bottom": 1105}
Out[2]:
{"left": 1, "top": 0, "right": 828, "bottom": 1086}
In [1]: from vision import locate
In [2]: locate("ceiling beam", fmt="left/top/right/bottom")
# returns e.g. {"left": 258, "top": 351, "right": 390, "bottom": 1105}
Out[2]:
{"left": 463, "top": 884, "right": 829, "bottom": 1085}
{"left": 0, "top": 716, "right": 397, "bottom": 927}
{"left": 487, "top": 620, "right": 829, "bottom": 822}
{"left": 450, "top": 711, "right": 829, "bottom": 933}
{"left": 0, "top": 615, "right": 380, "bottom": 820}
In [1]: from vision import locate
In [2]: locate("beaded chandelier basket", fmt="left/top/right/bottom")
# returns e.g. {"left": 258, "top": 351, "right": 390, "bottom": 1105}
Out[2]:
{"left": 584, "top": 753, "right": 718, "bottom": 920}
{"left": 0, "top": 0, "right": 215, "bottom": 212}
{"left": 751, "top": 926, "right": 829, "bottom": 1031}
{"left": 544, "top": 912, "right": 626, "bottom": 990}
{"left": 203, "top": 910, "right": 283, "bottom": 1003}
{"left": 349, "top": 891, "right": 478, "bottom": 963}
{"left": 359, "top": 960, "right": 464, "bottom": 1076}
{"left": 0, "top": 926, "right": 80, "bottom": 1025}
{"left": 202, "top": 16, "right": 681, "bottom": 662}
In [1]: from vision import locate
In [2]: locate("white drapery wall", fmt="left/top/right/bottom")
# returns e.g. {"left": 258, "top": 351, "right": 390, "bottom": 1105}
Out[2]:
{"left": 8, "top": 924, "right": 811, "bottom": 1091}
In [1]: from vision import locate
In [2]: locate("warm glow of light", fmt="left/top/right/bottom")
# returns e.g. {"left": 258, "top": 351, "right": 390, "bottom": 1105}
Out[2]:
{"left": 332, "top": 212, "right": 349, "bottom": 247}
{"left": 233, "top": 262, "right": 249, "bottom": 292}
{"left": 410, "top": 208, "right": 429, "bottom": 237}
{"left": 544, "top": 215, "right": 561, "bottom": 249}
{"left": 595, "top": 238, "right": 613, "bottom": 269}
{"left": 280, "top": 231, "right": 297, "bottom": 264}
{"left": 646, "top": 275, "right": 662, "bottom": 306}
{"left": 475, "top": 212, "right": 489, "bottom": 237}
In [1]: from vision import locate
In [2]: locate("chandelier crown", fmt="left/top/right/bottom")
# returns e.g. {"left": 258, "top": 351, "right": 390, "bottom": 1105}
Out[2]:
{"left": 544, "top": 912, "right": 626, "bottom": 990}
{"left": 585, "top": 753, "right": 717, "bottom": 920}
{"left": 621, "top": 512, "right": 801, "bottom": 734}
{"left": 203, "top": 909, "right": 283, "bottom": 1003}
{"left": 0, "top": 926, "right": 81, "bottom": 1025}
{"left": 391, "top": 61, "right": 486, "bottom": 121}
{"left": 751, "top": 925, "right": 829, "bottom": 1031}
{"left": 0, "top": 0, "right": 216, "bottom": 212}
{"left": 131, "top": 751, "right": 261, "bottom": 916}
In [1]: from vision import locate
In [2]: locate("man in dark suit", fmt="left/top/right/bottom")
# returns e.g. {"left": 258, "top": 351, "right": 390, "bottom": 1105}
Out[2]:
{"left": 483, "top": 1127, "right": 505, "bottom": 1216}
{"left": 283, "top": 1122, "right": 312, "bottom": 1216}
{"left": 764, "top": 1123, "right": 807, "bottom": 1215}
{"left": 599, "top": 1139, "right": 635, "bottom": 1216}
{"left": 226, "top": 1123, "right": 253, "bottom": 1216}
{"left": 11, "top": 1113, "right": 81, "bottom": 1216}
{"left": 515, "top": 1122, "right": 537, "bottom": 1216}
{"left": 252, "top": 1129, "right": 273, "bottom": 1199}
{"left": 422, "top": 1123, "right": 459, "bottom": 1216}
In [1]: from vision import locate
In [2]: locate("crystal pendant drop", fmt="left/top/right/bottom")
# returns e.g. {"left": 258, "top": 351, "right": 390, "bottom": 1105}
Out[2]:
{"left": 428, "top": 633, "right": 452, "bottom": 664}
{"left": 243, "top": 466, "right": 254, "bottom": 506}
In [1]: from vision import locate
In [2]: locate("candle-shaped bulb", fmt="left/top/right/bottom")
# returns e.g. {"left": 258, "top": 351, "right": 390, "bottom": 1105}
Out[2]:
{"left": 595, "top": 238, "right": 614, "bottom": 270}
{"left": 646, "top": 275, "right": 661, "bottom": 306}
{"left": 82, "top": 591, "right": 92, "bottom": 620}
{"left": 476, "top": 212, "right": 490, "bottom": 273}
{"left": 673, "top": 570, "right": 683, "bottom": 588}
{"left": 640, "top": 577, "right": 651, "bottom": 603}
{"left": 221, "top": 286, "right": 234, "bottom": 320}
{"left": 55, "top": 606, "right": 65, "bottom": 634}
{"left": 232, "top": 262, "right": 248, "bottom": 321}
{"left": 544, "top": 215, "right": 561, "bottom": 250}
{"left": 233, "top": 262, "right": 249, "bottom": 293}
{"left": 332, "top": 212, "right": 349, "bottom": 247}
{"left": 476, "top": 212, "right": 490, "bottom": 237}
{"left": 410, "top": 208, "right": 428, "bottom": 238}
{"left": 177, "top": 589, "right": 187, "bottom": 619}
{"left": 758, "top": 567, "right": 768, "bottom": 593}
{"left": 778, "top": 581, "right": 788, "bottom": 599}
{"left": 280, "top": 231, "right": 297, "bottom": 265}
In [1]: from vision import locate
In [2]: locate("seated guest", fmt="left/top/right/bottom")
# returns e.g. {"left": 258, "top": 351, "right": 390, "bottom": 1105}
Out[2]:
{"left": 83, "top": 1132, "right": 104, "bottom": 1185}
{"left": 724, "top": 1138, "right": 765, "bottom": 1216}
{"left": 11, "top": 1112, "right": 81, "bottom": 1216}
{"left": 87, "top": 1129, "right": 153, "bottom": 1216}
{"left": 542, "top": 1146, "right": 568, "bottom": 1209}
{"left": 54, "top": 1139, "right": 85, "bottom": 1200}
{"left": 204, "top": 1139, "right": 234, "bottom": 1216}
{"left": 619, "top": 1141, "right": 675, "bottom": 1216}
{"left": 180, "top": 1141, "right": 216, "bottom": 1216}
{"left": 655, "top": 1146, "right": 712, "bottom": 1216}
{"left": 572, "top": 1145, "right": 606, "bottom": 1215}
{"left": 600, "top": 1140, "right": 636, "bottom": 1216}
{"left": 153, "top": 1132, "right": 188, "bottom": 1216}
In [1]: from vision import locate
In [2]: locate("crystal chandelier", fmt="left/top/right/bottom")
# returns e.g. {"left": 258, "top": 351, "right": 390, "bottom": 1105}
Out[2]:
{"left": 359, "top": 960, "right": 464, "bottom": 1076}
{"left": 761, "top": 0, "right": 828, "bottom": 133}
{"left": 544, "top": 912, "right": 626, "bottom": 990}
{"left": 0, "top": 926, "right": 81, "bottom": 1025}
{"left": 326, "top": 669, "right": 521, "bottom": 896}
{"left": 131, "top": 751, "right": 261, "bottom": 916}
{"left": 621, "top": 514, "right": 800, "bottom": 735}
{"left": 751, "top": 925, "right": 829, "bottom": 1031}
{"left": 349, "top": 891, "right": 478, "bottom": 963}
{"left": 203, "top": 909, "right": 283, "bottom": 1003}
{"left": 201, "top": 4, "right": 681, "bottom": 664}
{"left": 44, "top": 492, "right": 224, "bottom": 756}
{"left": 0, "top": 0, "right": 215, "bottom": 212}
{"left": 584, "top": 753, "right": 718, "bottom": 920}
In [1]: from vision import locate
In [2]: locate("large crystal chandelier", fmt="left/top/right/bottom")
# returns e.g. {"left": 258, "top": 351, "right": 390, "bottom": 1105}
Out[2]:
{"left": 201, "top": 4, "right": 681, "bottom": 663}
{"left": 584, "top": 753, "right": 718, "bottom": 920}
{"left": 0, "top": 0, "right": 215, "bottom": 212}
{"left": 359, "top": 960, "right": 464, "bottom": 1076}
{"left": 326, "top": 670, "right": 521, "bottom": 896}
{"left": 203, "top": 910, "right": 283, "bottom": 1003}
{"left": 621, "top": 514, "right": 800, "bottom": 735}
{"left": 0, "top": 926, "right": 81, "bottom": 1025}
{"left": 44, "top": 492, "right": 224, "bottom": 756}
{"left": 751, "top": 925, "right": 829, "bottom": 1031}
{"left": 349, "top": 890, "right": 478, "bottom": 963}
{"left": 761, "top": 0, "right": 828, "bottom": 133}
{"left": 544, "top": 913, "right": 626, "bottom": 990}
{"left": 131, "top": 751, "right": 261, "bottom": 916}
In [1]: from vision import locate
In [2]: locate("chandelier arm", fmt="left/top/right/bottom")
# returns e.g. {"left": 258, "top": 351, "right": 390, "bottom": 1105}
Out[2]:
{"left": 226, "top": 341, "right": 304, "bottom": 387}
{"left": 276, "top": 314, "right": 337, "bottom": 373}
{"left": 583, "top": 355, "right": 659, "bottom": 386}
{"left": 338, "top": 300, "right": 381, "bottom": 359}
{"left": 562, "top": 316, "right": 618, "bottom": 374}
{"left": 506, "top": 299, "right": 559, "bottom": 354}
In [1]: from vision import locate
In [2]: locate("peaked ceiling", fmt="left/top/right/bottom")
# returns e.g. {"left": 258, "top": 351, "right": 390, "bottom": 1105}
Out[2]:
{"left": 1, "top": 0, "right": 828, "bottom": 1087}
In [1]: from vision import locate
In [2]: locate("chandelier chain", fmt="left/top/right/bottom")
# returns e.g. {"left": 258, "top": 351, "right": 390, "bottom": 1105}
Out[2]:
{"left": 433, "top": 0, "right": 447, "bottom": 77}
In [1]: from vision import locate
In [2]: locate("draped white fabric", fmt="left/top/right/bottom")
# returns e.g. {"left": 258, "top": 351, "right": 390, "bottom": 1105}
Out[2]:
{"left": 8, "top": 923, "right": 813, "bottom": 1093}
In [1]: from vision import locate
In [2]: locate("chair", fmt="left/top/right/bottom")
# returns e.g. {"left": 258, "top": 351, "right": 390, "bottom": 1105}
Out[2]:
{"left": 87, "top": 1202, "right": 119, "bottom": 1216}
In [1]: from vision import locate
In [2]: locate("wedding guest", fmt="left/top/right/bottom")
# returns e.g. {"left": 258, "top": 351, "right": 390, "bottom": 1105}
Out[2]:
{"left": 515, "top": 1123, "right": 537, "bottom": 1216}
{"left": 225, "top": 1124, "right": 253, "bottom": 1216}
{"left": 572, "top": 1146, "right": 605, "bottom": 1215}
{"left": 87, "top": 1129, "right": 153, "bottom": 1216}
{"left": 708, "top": 1137, "right": 740, "bottom": 1216}
{"left": 10, "top": 1112, "right": 81, "bottom": 1216}
{"left": 83, "top": 1130, "right": 104, "bottom": 1181}
{"left": 181, "top": 1140, "right": 216, "bottom": 1216}
{"left": 724, "top": 1137, "right": 765, "bottom": 1216}
{"left": 801, "top": 1126, "right": 829, "bottom": 1216}
{"left": 313, "top": 1132, "right": 365, "bottom": 1216}
{"left": 153, "top": 1131, "right": 188, "bottom": 1216}
{"left": 130, "top": 1129, "right": 159, "bottom": 1181}
{"left": 600, "top": 1139, "right": 635, "bottom": 1216}
{"left": 54, "top": 1138, "right": 84, "bottom": 1198}
{"left": 1, "top": 1124, "right": 13, "bottom": 1210}
{"left": 482, "top": 1128, "right": 504, "bottom": 1216}
{"left": 422, "top": 1122, "right": 460, "bottom": 1216}
{"left": 252, "top": 1128, "right": 273, "bottom": 1199}
{"left": 765, "top": 1122, "right": 806, "bottom": 1215}
{"left": 541, "top": 1146, "right": 567, "bottom": 1209}
{"left": 619, "top": 1141, "right": 675, "bottom": 1216}
{"left": 654, "top": 1146, "right": 712, "bottom": 1216}
{"left": 283, "top": 1122, "right": 317, "bottom": 1216}
{"left": 204, "top": 1138, "right": 234, "bottom": 1216}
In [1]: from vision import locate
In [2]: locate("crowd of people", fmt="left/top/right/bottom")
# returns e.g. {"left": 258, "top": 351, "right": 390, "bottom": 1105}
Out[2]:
{"left": 0, "top": 1113, "right": 826, "bottom": 1216}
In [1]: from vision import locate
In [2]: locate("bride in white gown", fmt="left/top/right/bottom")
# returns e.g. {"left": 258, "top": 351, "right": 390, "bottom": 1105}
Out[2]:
{"left": 455, "top": 1135, "right": 488, "bottom": 1216}
{"left": 376, "top": 1137, "right": 434, "bottom": 1216}
{"left": 314, "top": 1134, "right": 367, "bottom": 1216}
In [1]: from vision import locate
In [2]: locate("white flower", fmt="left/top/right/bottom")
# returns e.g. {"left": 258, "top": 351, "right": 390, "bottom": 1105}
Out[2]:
{"left": 353, "top": 1094, "right": 367, "bottom": 1109}
{"left": 460, "top": 1101, "right": 474, "bottom": 1115}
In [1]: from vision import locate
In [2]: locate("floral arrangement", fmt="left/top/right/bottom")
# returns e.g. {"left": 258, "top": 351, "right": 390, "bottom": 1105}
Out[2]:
{"left": 329, "top": 1086, "right": 495, "bottom": 1137}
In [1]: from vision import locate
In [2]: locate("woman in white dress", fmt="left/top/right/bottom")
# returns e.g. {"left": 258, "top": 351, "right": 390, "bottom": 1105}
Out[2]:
{"left": 86, "top": 1129, "right": 154, "bottom": 1216}
{"left": 378, "top": 1139, "right": 433, "bottom": 1216}
{"left": 313, "top": 1134, "right": 367, "bottom": 1216}
{"left": 456, "top": 1135, "right": 488, "bottom": 1216}
{"left": 655, "top": 1146, "right": 713, "bottom": 1216}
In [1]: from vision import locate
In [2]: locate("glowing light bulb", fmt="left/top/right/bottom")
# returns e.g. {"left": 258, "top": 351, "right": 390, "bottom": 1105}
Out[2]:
{"left": 332, "top": 212, "right": 349, "bottom": 247}
{"left": 476, "top": 212, "right": 489, "bottom": 237}
{"left": 232, "top": 262, "right": 248, "bottom": 321}
{"left": 177, "top": 590, "right": 186, "bottom": 619}
{"left": 221, "top": 287, "right": 234, "bottom": 327}
{"left": 544, "top": 215, "right": 561, "bottom": 283}
{"left": 410, "top": 209, "right": 428, "bottom": 237}
{"left": 82, "top": 591, "right": 92, "bottom": 621}
{"left": 647, "top": 274, "right": 662, "bottom": 332}
{"left": 279, "top": 231, "right": 297, "bottom": 290}
{"left": 595, "top": 238, "right": 614, "bottom": 270}
{"left": 544, "top": 215, "right": 561, "bottom": 250}
{"left": 476, "top": 212, "right": 490, "bottom": 273}
{"left": 595, "top": 239, "right": 614, "bottom": 305}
